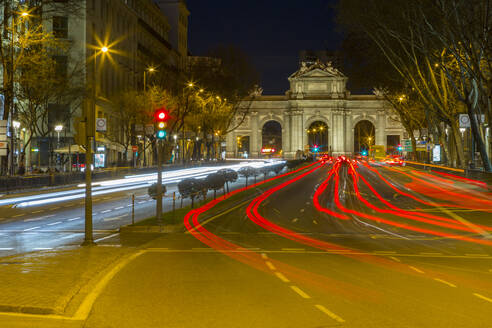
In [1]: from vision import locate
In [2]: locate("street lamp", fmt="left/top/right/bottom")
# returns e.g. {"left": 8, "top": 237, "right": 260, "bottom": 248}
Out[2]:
{"left": 83, "top": 45, "right": 110, "bottom": 246}
{"left": 143, "top": 67, "right": 155, "bottom": 91}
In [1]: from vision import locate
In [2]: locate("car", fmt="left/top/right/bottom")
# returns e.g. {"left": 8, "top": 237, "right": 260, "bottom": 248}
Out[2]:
{"left": 383, "top": 155, "right": 405, "bottom": 166}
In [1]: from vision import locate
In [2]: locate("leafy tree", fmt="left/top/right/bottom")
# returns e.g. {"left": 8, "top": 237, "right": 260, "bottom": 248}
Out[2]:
{"left": 217, "top": 168, "right": 238, "bottom": 193}
{"left": 238, "top": 166, "right": 255, "bottom": 187}
{"left": 205, "top": 172, "right": 226, "bottom": 199}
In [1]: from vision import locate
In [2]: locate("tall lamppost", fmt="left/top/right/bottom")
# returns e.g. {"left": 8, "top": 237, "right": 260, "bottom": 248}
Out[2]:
{"left": 142, "top": 67, "right": 155, "bottom": 167}
{"left": 143, "top": 67, "right": 155, "bottom": 92}
{"left": 83, "top": 45, "right": 108, "bottom": 246}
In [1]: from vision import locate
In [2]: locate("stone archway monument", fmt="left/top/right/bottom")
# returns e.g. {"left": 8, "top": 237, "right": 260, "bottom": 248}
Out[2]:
{"left": 226, "top": 60, "right": 404, "bottom": 159}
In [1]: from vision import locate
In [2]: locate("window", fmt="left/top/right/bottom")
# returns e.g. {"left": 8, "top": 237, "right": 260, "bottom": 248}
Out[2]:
{"left": 53, "top": 55, "right": 68, "bottom": 78}
{"left": 52, "top": 16, "right": 68, "bottom": 38}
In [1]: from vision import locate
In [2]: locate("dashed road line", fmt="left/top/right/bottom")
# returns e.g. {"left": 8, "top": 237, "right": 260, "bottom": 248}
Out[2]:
{"left": 313, "top": 220, "right": 318, "bottom": 225}
{"left": 434, "top": 278, "right": 456, "bottom": 288}
{"left": 473, "top": 293, "right": 492, "bottom": 303}
{"left": 315, "top": 304, "right": 345, "bottom": 323}
{"left": 273, "top": 208, "right": 281, "bottom": 214}
{"left": 47, "top": 221, "right": 62, "bottom": 226}
{"left": 409, "top": 266, "right": 425, "bottom": 274}
{"left": 114, "top": 206, "right": 124, "bottom": 210}
{"left": 389, "top": 256, "right": 401, "bottom": 262}
{"left": 265, "top": 261, "right": 276, "bottom": 271}
{"left": 103, "top": 216, "right": 123, "bottom": 222}
{"left": 0, "top": 248, "right": 13, "bottom": 251}
{"left": 290, "top": 286, "right": 311, "bottom": 299}
{"left": 291, "top": 218, "right": 299, "bottom": 223}
{"left": 275, "top": 272, "right": 290, "bottom": 283}
{"left": 59, "top": 234, "right": 79, "bottom": 240}
{"left": 101, "top": 210, "right": 111, "bottom": 214}
{"left": 31, "top": 210, "right": 44, "bottom": 214}
{"left": 52, "top": 207, "right": 60, "bottom": 210}
{"left": 68, "top": 217, "right": 81, "bottom": 221}
{"left": 23, "top": 226, "right": 40, "bottom": 231}
{"left": 33, "top": 247, "right": 52, "bottom": 250}
{"left": 12, "top": 214, "right": 24, "bottom": 218}
{"left": 261, "top": 253, "right": 268, "bottom": 259}
{"left": 137, "top": 201, "right": 146, "bottom": 204}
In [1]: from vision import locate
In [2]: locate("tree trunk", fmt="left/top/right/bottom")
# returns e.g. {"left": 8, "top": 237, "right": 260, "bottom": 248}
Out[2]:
{"left": 450, "top": 120, "right": 465, "bottom": 168}
{"left": 468, "top": 105, "right": 491, "bottom": 172}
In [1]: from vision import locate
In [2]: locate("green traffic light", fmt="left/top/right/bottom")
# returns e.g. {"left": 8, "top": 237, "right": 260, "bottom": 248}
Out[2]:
{"left": 157, "top": 130, "right": 167, "bottom": 139}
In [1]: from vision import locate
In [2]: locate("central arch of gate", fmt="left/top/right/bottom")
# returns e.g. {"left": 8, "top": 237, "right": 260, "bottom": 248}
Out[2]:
{"left": 226, "top": 61, "right": 404, "bottom": 159}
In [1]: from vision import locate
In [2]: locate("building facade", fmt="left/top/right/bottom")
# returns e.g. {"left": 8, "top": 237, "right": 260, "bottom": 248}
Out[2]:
{"left": 226, "top": 61, "right": 404, "bottom": 159}
{"left": 24, "top": 0, "right": 189, "bottom": 168}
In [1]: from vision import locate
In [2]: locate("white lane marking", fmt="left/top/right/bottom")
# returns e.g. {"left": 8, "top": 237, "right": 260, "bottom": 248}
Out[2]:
{"left": 13, "top": 214, "right": 24, "bottom": 218}
{"left": 138, "top": 201, "right": 146, "bottom": 204}
{"left": 290, "top": 285, "right": 311, "bottom": 299}
{"left": 23, "top": 226, "right": 40, "bottom": 231}
{"left": 24, "top": 217, "right": 44, "bottom": 222}
{"left": 275, "top": 272, "right": 290, "bottom": 283}
{"left": 354, "top": 217, "right": 410, "bottom": 240}
{"left": 126, "top": 204, "right": 132, "bottom": 207}
{"left": 94, "top": 233, "right": 119, "bottom": 243}
{"left": 261, "top": 253, "right": 268, "bottom": 259}
{"left": 103, "top": 216, "right": 123, "bottom": 222}
{"left": 47, "top": 221, "right": 62, "bottom": 226}
{"left": 409, "top": 266, "right": 425, "bottom": 274}
{"left": 313, "top": 219, "right": 318, "bottom": 225}
{"left": 114, "top": 206, "right": 124, "bottom": 210}
{"left": 434, "top": 278, "right": 457, "bottom": 288}
{"left": 315, "top": 304, "right": 345, "bottom": 323}
{"left": 101, "top": 210, "right": 111, "bottom": 214}
{"left": 74, "top": 250, "right": 145, "bottom": 320}
{"left": 68, "top": 217, "right": 82, "bottom": 221}
{"left": 300, "top": 208, "right": 305, "bottom": 213}
{"left": 0, "top": 248, "right": 14, "bottom": 250}
{"left": 291, "top": 218, "right": 299, "bottom": 223}
{"left": 52, "top": 207, "right": 60, "bottom": 210}
{"left": 265, "top": 261, "right": 276, "bottom": 271}
{"left": 59, "top": 234, "right": 79, "bottom": 240}
{"left": 473, "top": 293, "right": 492, "bottom": 303}
{"left": 33, "top": 247, "right": 52, "bottom": 250}
{"left": 389, "top": 256, "right": 401, "bottom": 262}
{"left": 31, "top": 210, "right": 44, "bottom": 214}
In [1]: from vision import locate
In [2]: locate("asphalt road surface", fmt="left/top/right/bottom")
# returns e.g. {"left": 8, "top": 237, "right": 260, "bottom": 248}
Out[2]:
{"left": 2, "top": 158, "right": 492, "bottom": 327}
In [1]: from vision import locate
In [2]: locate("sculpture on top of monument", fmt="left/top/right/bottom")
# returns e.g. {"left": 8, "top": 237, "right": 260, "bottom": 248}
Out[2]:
{"left": 249, "top": 84, "right": 263, "bottom": 97}
{"left": 291, "top": 59, "right": 344, "bottom": 78}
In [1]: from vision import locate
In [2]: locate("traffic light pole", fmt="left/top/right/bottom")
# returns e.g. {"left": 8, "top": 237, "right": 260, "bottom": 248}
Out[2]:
{"left": 156, "top": 139, "right": 163, "bottom": 226}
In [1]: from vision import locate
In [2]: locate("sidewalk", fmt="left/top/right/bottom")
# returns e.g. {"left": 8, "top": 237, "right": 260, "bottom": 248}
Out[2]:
{"left": 0, "top": 246, "right": 128, "bottom": 315}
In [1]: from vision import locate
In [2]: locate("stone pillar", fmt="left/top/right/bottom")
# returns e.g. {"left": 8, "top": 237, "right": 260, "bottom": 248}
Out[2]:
{"left": 291, "top": 109, "right": 304, "bottom": 157}
{"left": 332, "top": 110, "right": 344, "bottom": 154}
{"left": 226, "top": 130, "right": 235, "bottom": 158}
{"left": 376, "top": 109, "right": 386, "bottom": 148}
{"left": 283, "top": 112, "right": 291, "bottom": 158}
{"left": 346, "top": 110, "right": 353, "bottom": 154}
{"left": 250, "top": 111, "right": 259, "bottom": 158}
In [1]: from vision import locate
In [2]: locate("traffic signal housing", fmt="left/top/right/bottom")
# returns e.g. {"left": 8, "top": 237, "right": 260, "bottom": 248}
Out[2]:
{"left": 154, "top": 107, "right": 169, "bottom": 140}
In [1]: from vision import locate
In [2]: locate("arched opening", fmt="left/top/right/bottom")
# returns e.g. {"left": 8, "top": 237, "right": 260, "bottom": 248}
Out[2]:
{"left": 354, "top": 120, "right": 375, "bottom": 154}
{"left": 261, "top": 121, "right": 282, "bottom": 156}
{"left": 236, "top": 135, "right": 250, "bottom": 158}
{"left": 307, "top": 121, "right": 328, "bottom": 153}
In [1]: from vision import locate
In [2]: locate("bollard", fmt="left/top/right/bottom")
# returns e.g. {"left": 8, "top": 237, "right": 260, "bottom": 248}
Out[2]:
{"left": 132, "top": 194, "right": 135, "bottom": 225}
{"left": 172, "top": 192, "right": 176, "bottom": 220}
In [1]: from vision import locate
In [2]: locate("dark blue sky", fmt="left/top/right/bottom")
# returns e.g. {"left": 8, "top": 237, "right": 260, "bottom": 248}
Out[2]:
{"left": 187, "top": 0, "right": 342, "bottom": 95}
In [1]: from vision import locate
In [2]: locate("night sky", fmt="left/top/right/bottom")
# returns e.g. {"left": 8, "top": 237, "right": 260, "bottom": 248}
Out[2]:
{"left": 187, "top": 0, "right": 342, "bottom": 95}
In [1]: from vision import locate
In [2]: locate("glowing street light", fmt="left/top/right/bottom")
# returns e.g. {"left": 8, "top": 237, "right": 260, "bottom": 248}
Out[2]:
{"left": 101, "top": 46, "right": 108, "bottom": 53}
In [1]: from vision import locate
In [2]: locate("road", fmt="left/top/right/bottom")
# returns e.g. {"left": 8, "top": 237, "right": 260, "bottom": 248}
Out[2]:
{"left": 0, "top": 161, "right": 278, "bottom": 255}
{"left": 1, "top": 158, "right": 492, "bottom": 327}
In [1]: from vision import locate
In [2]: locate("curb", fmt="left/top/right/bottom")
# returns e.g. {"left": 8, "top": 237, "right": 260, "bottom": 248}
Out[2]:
{"left": 0, "top": 304, "right": 55, "bottom": 315}
{"left": 119, "top": 224, "right": 184, "bottom": 233}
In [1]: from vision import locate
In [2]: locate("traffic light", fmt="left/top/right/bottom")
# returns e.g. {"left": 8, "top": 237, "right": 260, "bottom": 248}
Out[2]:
{"left": 313, "top": 144, "right": 319, "bottom": 153}
{"left": 154, "top": 107, "right": 169, "bottom": 140}
{"left": 397, "top": 144, "right": 403, "bottom": 151}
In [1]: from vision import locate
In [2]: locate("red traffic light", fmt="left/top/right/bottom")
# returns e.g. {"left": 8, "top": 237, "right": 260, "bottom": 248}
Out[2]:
{"left": 154, "top": 108, "right": 169, "bottom": 121}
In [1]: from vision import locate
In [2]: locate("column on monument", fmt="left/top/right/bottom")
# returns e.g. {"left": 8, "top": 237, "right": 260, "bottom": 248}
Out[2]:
{"left": 283, "top": 112, "right": 291, "bottom": 157}
{"left": 376, "top": 110, "right": 386, "bottom": 147}
{"left": 250, "top": 112, "right": 259, "bottom": 158}
{"left": 291, "top": 110, "right": 304, "bottom": 153}
{"left": 226, "top": 130, "right": 235, "bottom": 158}
{"left": 346, "top": 111, "right": 353, "bottom": 154}
{"left": 331, "top": 111, "right": 343, "bottom": 153}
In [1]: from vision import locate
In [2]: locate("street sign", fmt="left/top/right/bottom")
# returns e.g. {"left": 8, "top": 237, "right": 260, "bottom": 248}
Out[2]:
{"left": 145, "top": 124, "right": 154, "bottom": 136}
{"left": 459, "top": 114, "right": 470, "bottom": 128}
{"left": 96, "top": 118, "right": 107, "bottom": 132}
{"left": 134, "top": 124, "right": 143, "bottom": 132}
{"left": 459, "top": 114, "right": 485, "bottom": 128}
